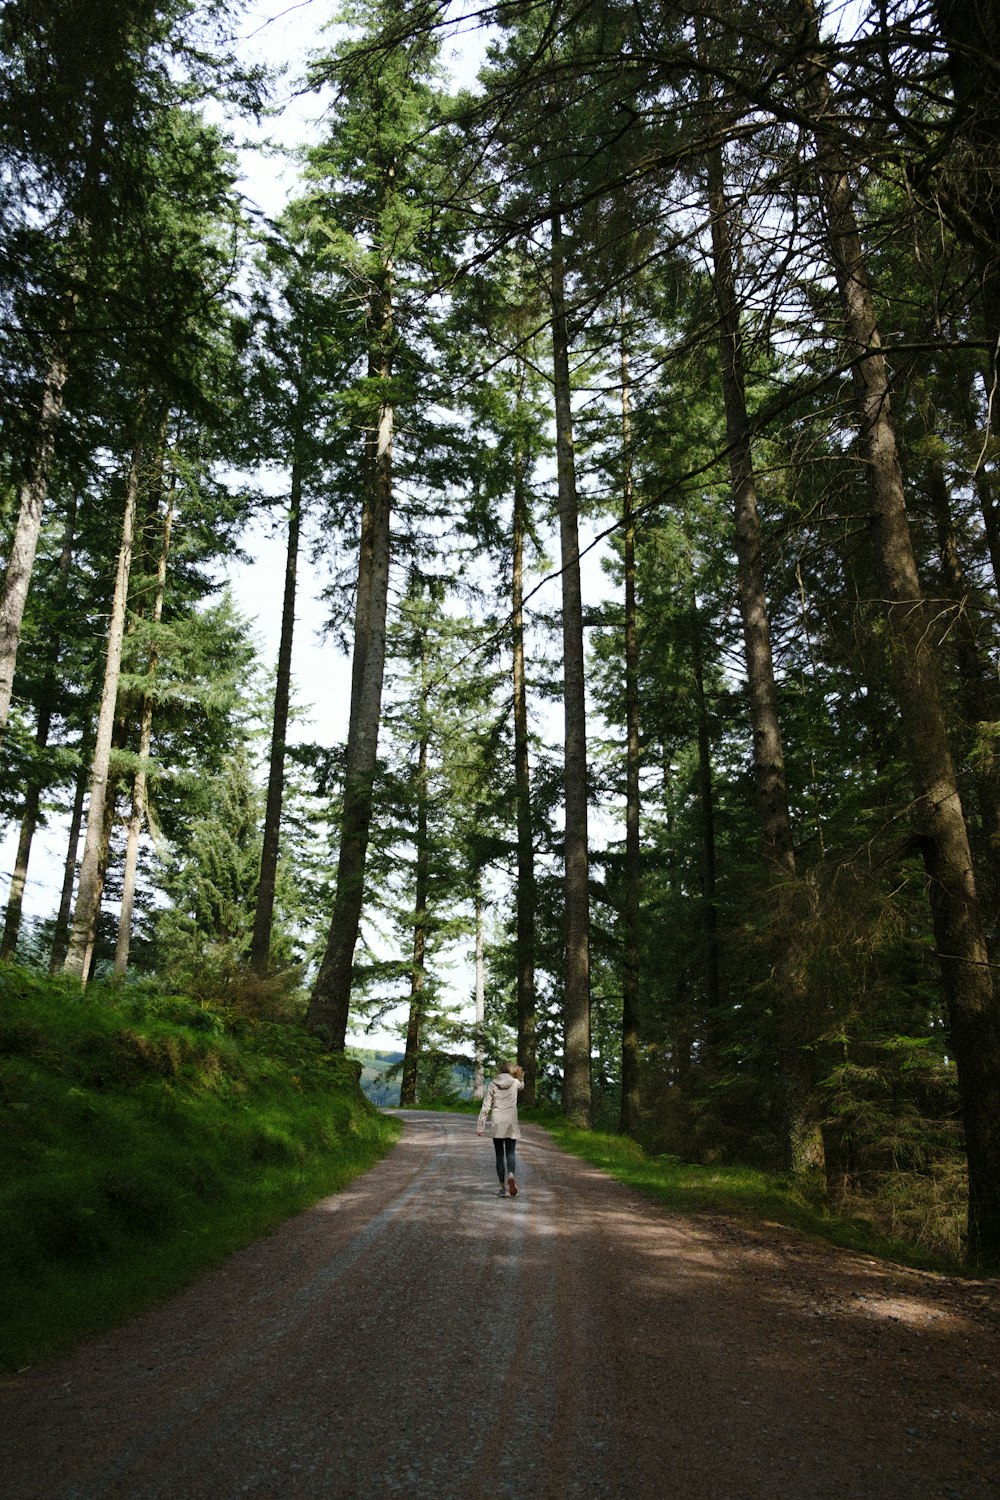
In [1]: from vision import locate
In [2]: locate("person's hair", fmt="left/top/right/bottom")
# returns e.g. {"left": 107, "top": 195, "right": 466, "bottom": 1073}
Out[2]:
{"left": 498, "top": 1061, "right": 512, "bottom": 1075}
{"left": 511, "top": 1065, "right": 524, "bottom": 1081}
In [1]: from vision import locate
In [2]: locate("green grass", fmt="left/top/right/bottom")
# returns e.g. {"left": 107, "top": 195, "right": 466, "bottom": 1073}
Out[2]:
{"left": 0, "top": 967, "right": 400, "bottom": 1370}
{"left": 540, "top": 1121, "right": 961, "bottom": 1273}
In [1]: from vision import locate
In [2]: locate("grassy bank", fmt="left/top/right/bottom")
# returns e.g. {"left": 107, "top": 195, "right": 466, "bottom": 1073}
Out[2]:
{"left": 0, "top": 967, "right": 400, "bottom": 1370}
{"left": 540, "top": 1119, "right": 960, "bottom": 1273}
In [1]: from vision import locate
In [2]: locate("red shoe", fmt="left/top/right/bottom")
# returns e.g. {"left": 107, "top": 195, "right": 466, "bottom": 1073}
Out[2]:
{"left": 508, "top": 1175, "right": 518, "bottom": 1197}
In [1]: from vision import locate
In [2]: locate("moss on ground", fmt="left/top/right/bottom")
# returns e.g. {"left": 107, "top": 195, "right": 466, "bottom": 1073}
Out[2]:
{"left": 0, "top": 967, "right": 400, "bottom": 1370}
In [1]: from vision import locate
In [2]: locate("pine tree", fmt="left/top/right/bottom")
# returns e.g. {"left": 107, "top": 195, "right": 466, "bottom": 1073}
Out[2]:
{"left": 242, "top": 212, "right": 350, "bottom": 973}
{"left": 305, "top": 3, "right": 455, "bottom": 1049}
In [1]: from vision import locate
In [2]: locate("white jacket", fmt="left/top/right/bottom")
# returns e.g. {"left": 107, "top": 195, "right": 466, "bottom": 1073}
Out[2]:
{"left": 477, "top": 1072, "right": 524, "bottom": 1139}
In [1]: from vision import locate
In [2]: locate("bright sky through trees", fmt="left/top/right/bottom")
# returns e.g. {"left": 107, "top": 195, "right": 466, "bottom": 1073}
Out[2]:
{"left": 215, "top": 3, "right": 552, "bottom": 1049}
{"left": 4, "top": 0, "right": 1000, "bottom": 1261}
{"left": 212, "top": 2, "right": 616, "bottom": 1050}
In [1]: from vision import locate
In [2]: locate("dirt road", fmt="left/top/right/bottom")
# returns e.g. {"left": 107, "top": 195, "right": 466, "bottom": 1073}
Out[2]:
{"left": 2, "top": 1111, "right": 998, "bottom": 1498}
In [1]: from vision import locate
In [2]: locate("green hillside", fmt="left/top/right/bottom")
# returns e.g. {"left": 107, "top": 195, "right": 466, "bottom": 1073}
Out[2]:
{"left": 0, "top": 967, "right": 400, "bottom": 1370}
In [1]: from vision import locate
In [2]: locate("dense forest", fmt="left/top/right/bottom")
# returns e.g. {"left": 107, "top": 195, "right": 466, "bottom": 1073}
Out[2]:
{"left": 2, "top": 0, "right": 1000, "bottom": 1268}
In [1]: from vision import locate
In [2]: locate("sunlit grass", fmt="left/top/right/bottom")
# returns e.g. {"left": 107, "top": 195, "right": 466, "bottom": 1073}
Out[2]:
{"left": 541, "top": 1121, "right": 960, "bottom": 1273}
{"left": 0, "top": 966, "right": 400, "bottom": 1370}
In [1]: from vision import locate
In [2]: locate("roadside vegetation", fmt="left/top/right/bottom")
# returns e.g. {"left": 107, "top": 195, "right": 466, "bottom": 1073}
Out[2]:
{"left": 0, "top": 966, "right": 400, "bottom": 1371}
{"left": 541, "top": 1119, "right": 962, "bottom": 1274}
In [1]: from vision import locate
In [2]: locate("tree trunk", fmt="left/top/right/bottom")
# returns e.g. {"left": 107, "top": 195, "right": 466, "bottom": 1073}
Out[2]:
{"left": 49, "top": 756, "right": 88, "bottom": 973}
{"left": 1, "top": 491, "right": 80, "bottom": 957}
{"left": 689, "top": 591, "right": 721, "bottom": 1030}
{"left": 931, "top": 1, "right": 1000, "bottom": 349}
{"left": 550, "top": 208, "right": 592, "bottom": 1129}
{"left": 0, "top": 344, "right": 70, "bottom": 737}
{"left": 82, "top": 779, "right": 121, "bottom": 982}
{"left": 707, "top": 150, "right": 795, "bottom": 878}
{"left": 794, "top": 562, "right": 828, "bottom": 859}
{"left": 63, "top": 413, "right": 146, "bottom": 981}
{"left": 400, "top": 649, "right": 429, "bottom": 1110}
{"left": 0, "top": 757, "right": 46, "bottom": 961}
{"left": 308, "top": 286, "right": 393, "bottom": 1050}
{"left": 976, "top": 470, "right": 1000, "bottom": 598}
{"left": 619, "top": 331, "right": 642, "bottom": 1138}
{"left": 804, "top": 12, "right": 1000, "bottom": 1265}
{"left": 969, "top": 373, "right": 1000, "bottom": 597}
{"left": 512, "top": 410, "right": 537, "bottom": 1105}
{"left": 925, "top": 424, "right": 1000, "bottom": 771}
{"left": 114, "top": 466, "right": 174, "bottom": 977}
{"left": 251, "top": 450, "right": 302, "bottom": 972}
{"left": 707, "top": 146, "right": 823, "bottom": 1175}
{"left": 473, "top": 882, "right": 485, "bottom": 1100}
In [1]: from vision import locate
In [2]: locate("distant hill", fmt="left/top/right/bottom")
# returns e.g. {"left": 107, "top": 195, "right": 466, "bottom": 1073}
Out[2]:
{"left": 348, "top": 1047, "right": 477, "bottom": 1107}
{"left": 349, "top": 1048, "right": 404, "bottom": 1107}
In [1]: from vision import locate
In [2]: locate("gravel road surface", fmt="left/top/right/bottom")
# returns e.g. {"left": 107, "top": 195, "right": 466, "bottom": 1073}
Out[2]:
{"left": 2, "top": 1110, "right": 998, "bottom": 1499}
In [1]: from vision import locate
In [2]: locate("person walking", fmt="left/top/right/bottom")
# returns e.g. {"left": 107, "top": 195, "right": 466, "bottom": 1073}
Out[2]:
{"left": 477, "top": 1062, "right": 525, "bottom": 1197}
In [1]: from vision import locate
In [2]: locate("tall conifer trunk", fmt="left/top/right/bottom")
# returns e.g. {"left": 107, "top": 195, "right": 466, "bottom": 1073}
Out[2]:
{"left": 0, "top": 759, "right": 47, "bottom": 960}
{"left": 550, "top": 207, "right": 592, "bottom": 1128}
{"left": 0, "top": 149, "right": 99, "bottom": 741}
{"left": 251, "top": 446, "right": 303, "bottom": 972}
{"left": 968, "top": 375, "right": 1000, "bottom": 596}
{"left": 803, "top": 7, "right": 1000, "bottom": 1264}
{"left": 64, "top": 410, "right": 146, "bottom": 981}
{"left": 707, "top": 151, "right": 795, "bottom": 878}
{"left": 308, "top": 281, "right": 393, "bottom": 1049}
{"left": 512, "top": 409, "right": 537, "bottom": 1104}
{"left": 49, "top": 757, "right": 87, "bottom": 973}
{"left": 114, "top": 456, "right": 174, "bottom": 976}
{"left": 689, "top": 588, "right": 721, "bottom": 1033}
{"left": 707, "top": 147, "right": 822, "bottom": 1174}
{"left": 474, "top": 882, "right": 486, "bottom": 1100}
{"left": 619, "top": 333, "right": 642, "bottom": 1137}
{"left": 1, "top": 494, "right": 78, "bottom": 957}
{"left": 924, "top": 446, "right": 1000, "bottom": 905}
{"left": 400, "top": 621, "right": 429, "bottom": 1109}
{"left": 84, "top": 781, "right": 122, "bottom": 983}
{"left": 931, "top": 1, "right": 1000, "bottom": 349}
{"left": 0, "top": 344, "right": 70, "bottom": 737}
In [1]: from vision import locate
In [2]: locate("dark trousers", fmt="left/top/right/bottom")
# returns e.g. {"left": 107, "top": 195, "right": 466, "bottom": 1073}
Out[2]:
{"left": 493, "top": 1138, "right": 517, "bottom": 1182}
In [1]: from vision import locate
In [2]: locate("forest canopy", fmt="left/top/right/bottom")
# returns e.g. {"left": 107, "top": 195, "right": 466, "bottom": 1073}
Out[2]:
{"left": 2, "top": 0, "right": 1000, "bottom": 1268}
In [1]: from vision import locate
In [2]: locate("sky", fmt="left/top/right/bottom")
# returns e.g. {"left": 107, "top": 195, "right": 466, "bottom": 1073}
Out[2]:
{"left": 222, "top": 2, "right": 495, "bottom": 755}
{"left": 2, "top": 1, "right": 618, "bottom": 1055}
{"left": 219, "top": 4, "right": 495, "bottom": 1050}
{"left": 220, "top": 2, "right": 619, "bottom": 1054}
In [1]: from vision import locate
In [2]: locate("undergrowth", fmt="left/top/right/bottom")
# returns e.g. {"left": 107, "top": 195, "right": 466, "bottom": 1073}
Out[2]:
{"left": 542, "top": 1122, "right": 962, "bottom": 1273}
{"left": 0, "top": 966, "right": 400, "bottom": 1370}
